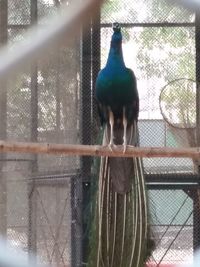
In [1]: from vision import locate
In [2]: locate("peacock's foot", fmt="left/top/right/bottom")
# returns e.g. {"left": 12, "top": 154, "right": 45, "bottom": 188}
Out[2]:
{"left": 122, "top": 106, "right": 127, "bottom": 154}
{"left": 108, "top": 141, "right": 117, "bottom": 152}
{"left": 123, "top": 141, "right": 127, "bottom": 154}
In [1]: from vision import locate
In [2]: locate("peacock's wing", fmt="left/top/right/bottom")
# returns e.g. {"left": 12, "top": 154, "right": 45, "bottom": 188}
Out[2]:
{"left": 88, "top": 121, "right": 153, "bottom": 267}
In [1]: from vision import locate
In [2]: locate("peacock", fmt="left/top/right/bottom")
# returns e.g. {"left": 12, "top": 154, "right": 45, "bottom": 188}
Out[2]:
{"left": 87, "top": 22, "right": 155, "bottom": 267}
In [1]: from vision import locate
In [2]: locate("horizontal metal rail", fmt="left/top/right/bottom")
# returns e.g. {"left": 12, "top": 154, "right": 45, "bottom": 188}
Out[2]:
{"left": 101, "top": 22, "right": 195, "bottom": 28}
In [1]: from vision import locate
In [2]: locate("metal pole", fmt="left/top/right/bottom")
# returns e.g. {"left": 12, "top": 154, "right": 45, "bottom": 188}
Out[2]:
{"left": 0, "top": 0, "right": 7, "bottom": 237}
{"left": 82, "top": 7, "right": 101, "bottom": 265}
{"left": 71, "top": 175, "right": 83, "bottom": 267}
{"left": 81, "top": 9, "right": 101, "bottom": 266}
{"left": 80, "top": 15, "right": 92, "bottom": 267}
{"left": 91, "top": 7, "right": 101, "bottom": 143}
{"left": 28, "top": 0, "right": 38, "bottom": 260}
{"left": 71, "top": 14, "right": 93, "bottom": 267}
{"left": 194, "top": 8, "right": 200, "bottom": 250}
{"left": 81, "top": 20, "right": 92, "bottom": 179}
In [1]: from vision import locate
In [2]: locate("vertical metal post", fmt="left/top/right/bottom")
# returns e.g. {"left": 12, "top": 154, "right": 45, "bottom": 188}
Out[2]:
{"left": 71, "top": 175, "right": 83, "bottom": 267}
{"left": 71, "top": 20, "right": 92, "bottom": 266}
{"left": 30, "top": 0, "right": 38, "bottom": 175}
{"left": 28, "top": 0, "right": 38, "bottom": 260}
{"left": 194, "top": 9, "right": 200, "bottom": 250}
{"left": 56, "top": 64, "right": 61, "bottom": 141}
{"left": 91, "top": 9, "right": 101, "bottom": 142}
{"left": 71, "top": 12, "right": 93, "bottom": 267}
{"left": 55, "top": 1, "right": 61, "bottom": 141}
{"left": 196, "top": 11, "right": 200, "bottom": 145}
{"left": 82, "top": 9, "right": 101, "bottom": 266}
{"left": 0, "top": 0, "right": 7, "bottom": 237}
{"left": 73, "top": 4, "right": 101, "bottom": 266}
{"left": 80, "top": 17, "right": 92, "bottom": 267}
{"left": 81, "top": 20, "right": 92, "bottom": 178}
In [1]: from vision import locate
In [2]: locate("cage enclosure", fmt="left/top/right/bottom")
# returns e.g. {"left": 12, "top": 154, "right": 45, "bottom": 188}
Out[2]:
{"left": 0, "top": 0, "right": 199, "bottom": 267}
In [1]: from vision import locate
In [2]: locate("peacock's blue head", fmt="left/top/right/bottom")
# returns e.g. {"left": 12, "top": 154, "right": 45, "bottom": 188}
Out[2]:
{"left": 111, "top": 22, "right": 122, "bottom": 44}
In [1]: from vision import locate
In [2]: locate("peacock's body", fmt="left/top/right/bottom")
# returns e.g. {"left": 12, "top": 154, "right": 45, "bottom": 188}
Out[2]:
{"left": 87, "top": 23, "right": 154, "bottom": 267}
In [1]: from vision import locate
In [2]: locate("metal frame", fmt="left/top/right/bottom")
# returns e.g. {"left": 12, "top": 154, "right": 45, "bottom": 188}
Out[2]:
{"left": 28, "top": 0, "right": 38, "bottom": 260}
{"left": 101, "top": 22, "right": 195, "bottom": 28}
{"left": 80, "top": 9, "right": 101, "bottom": 266}
{"left": 0, "top": 0, "right": 8, "bottom": 237}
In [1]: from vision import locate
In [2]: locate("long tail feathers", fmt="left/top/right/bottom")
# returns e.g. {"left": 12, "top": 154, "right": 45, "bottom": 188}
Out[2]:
{"left": 88, "top": 121, "right": 153, "bottom": 267}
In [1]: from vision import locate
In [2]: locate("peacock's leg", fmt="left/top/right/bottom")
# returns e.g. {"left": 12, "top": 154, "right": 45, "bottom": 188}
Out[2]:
{"left": 122, "top": 106, "right": 127, "bottom": 153}
{"left": 108, "top": 107, "right": 115, "bottom": 150}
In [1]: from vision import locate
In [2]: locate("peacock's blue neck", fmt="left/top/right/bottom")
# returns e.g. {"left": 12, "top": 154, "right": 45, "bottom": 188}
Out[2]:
{"left": 106, "top": 45, "right": 126, "bottom": 70}
{"left": 105, "top": 32, "right": 126, "bottom": 70}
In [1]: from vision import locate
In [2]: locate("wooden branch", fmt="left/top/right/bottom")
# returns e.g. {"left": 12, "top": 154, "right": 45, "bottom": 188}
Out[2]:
{"left": 0, "top": 140, "right": 200, "bottom": 158}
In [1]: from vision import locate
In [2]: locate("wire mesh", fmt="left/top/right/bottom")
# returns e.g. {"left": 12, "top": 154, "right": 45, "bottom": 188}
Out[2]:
{"left": 35, "top": 182, "right": 71, "bottom": 265}
{"left": 8, "top": 0, "right": 30, "bottom": 25}
{"left": 101, "top": 0, "right": 195, "bottom": 24}
{"left": 148, "top": 190, "right": 193, "bottom": 266}
{"left": 1, "top": 1, "right": 82, "bottom": 267}
{"left": 0, "top": 0, "right": 200, "bottom": 267}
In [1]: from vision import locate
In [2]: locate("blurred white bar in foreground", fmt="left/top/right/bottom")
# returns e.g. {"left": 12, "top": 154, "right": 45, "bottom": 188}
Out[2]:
{"left": 0, "top": 238, "right": 36, "bottom": 267}
{"left": 0, "top": 0, "right": 103, "bottom": 80}
{"left": 178, "top": 249, "right": 200, "bottom": 267}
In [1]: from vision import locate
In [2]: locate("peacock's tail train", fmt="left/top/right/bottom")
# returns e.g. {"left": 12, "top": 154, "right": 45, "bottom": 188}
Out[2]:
{"left": 87, "top": 121, "right": 155, "bottom": 267}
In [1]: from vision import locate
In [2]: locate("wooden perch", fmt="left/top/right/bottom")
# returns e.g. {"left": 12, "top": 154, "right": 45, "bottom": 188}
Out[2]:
{"left": 0, "top": 140, "right": 200, "bottom": 158}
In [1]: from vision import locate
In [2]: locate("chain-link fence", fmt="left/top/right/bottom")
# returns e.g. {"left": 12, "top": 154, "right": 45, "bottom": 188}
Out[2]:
{"left": 0, "top": 0, "right": 199, "bottom": 267}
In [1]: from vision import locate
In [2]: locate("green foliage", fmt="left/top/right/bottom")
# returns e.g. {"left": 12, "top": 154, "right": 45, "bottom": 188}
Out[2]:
{"left": 6, "top": 1, "right": 80, "bottom": 141}
{"left": 160, "top": 79, "right": 196, "bottom": 127}
{"left": 121, "top": 28, "right": 131, "bottom": 42}
{"left": 101, "top": 0, "right": 122, "bottom": 21}
{"left": 149, "top": 0, "right": 193, "bottom": 22}
{"left": 8, "top": 71, "right": 31, "bottom": 140}
{"left": 137, "top": 27, "right": 195, "bottom": 81}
